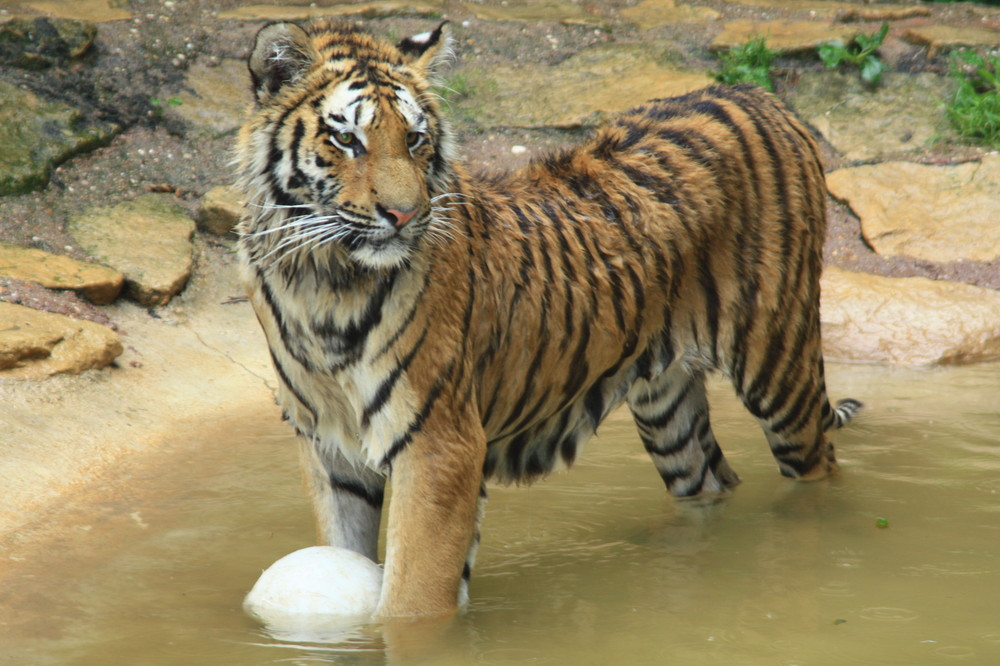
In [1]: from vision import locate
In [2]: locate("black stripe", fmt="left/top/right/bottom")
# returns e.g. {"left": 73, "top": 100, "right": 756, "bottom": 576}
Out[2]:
{"left": 372, "top": 271, "right": 427, "bottom": 361}
{"left": 269, "top": 349, "right": 318, "bottom": 424}
{"left": 287, "top": 119, "right": 310, "bottom": 191}
{"left": 361, "top": 326, "right": 429, "bottom": 429}
{"left": 450, "top": 252, "right": 478, "bottom": 398}
{"left": 617, "top": 161, "right": 680, "bottom": 207}
{"left": 644, "top": 412, "right": 707, "bottom": 457}
{"left": 313, "top": 271, "right": 397, "bottom": 359}
{"left": 380, "top": 361, "right": 453, "bottom": 470}
{"left": 257, "top": 270, "right": 316, "bottom": 371}
{"left": 329, "top": 473, "right": 384, "bottom": 509}
{"left": 769, "top": 380, "right": 821, "bottom": 436}
{"left": 632, "top": 375, "right": 696, "bottom": 432}
{"left": 696, "top": 247, "right": 720, "bottom": 362}
{"left": 495, "top": 339, "right": 549, "bottom": 439}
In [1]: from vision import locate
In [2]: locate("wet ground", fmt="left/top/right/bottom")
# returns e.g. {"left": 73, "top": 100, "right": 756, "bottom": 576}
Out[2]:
{"left": 1, "top": 0, "right": 999, "bottom": 298}
{"left": 1, "top": 363, "right": 998, "bottom": 664}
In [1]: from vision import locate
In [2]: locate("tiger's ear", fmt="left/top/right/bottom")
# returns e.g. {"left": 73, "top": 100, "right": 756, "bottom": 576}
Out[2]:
{"left": 248, "top": 22, "right": 315, "bottom": 105}
{"left": 396, "top": 22, "right": 453, "bottom": 81}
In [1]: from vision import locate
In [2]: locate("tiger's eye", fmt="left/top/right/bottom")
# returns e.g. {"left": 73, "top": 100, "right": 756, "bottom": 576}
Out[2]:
{"left": 333, "top": 131, "right": 355, "bottom": 147}
{"left": 405, "top": 131, "right": 422, "bottom": 148}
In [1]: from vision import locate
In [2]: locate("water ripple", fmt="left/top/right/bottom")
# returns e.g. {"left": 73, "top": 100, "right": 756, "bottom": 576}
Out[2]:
{"left": 858, "top": 607, "right": 920, "bottom": 622}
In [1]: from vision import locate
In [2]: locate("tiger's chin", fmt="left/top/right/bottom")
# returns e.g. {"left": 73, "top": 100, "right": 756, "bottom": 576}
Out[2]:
{"left": 348, "top": 238, "right": 416, "bottom": 271}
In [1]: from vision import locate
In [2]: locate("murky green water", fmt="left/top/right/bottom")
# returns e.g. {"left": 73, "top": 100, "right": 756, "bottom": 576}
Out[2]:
{"left": 2, "top": 363, "right": 999, "bottom": 665}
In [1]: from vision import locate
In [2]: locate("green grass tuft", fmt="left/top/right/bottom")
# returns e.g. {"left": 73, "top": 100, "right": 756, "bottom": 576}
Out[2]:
{"left": 819, "top": 22, "right": 889, "bottom": 86}
{"left": 948, "top": 49, "right": 1000, "bottom": 146}
{"left": 716, "top": 36, "right": 777, "bottom": 91}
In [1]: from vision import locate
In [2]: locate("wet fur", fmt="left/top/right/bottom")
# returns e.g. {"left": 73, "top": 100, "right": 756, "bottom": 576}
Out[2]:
{"left": 236, "top": 21, "right": 860, "bottom": 617}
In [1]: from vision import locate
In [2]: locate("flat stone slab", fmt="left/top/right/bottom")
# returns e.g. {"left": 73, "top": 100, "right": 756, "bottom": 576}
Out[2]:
{"left": 723, "top": 0, "right": 928, "bottom": 20}
{"left": 198, "top": 186, "right": 244, "bottom": 236}
{"left": 0, "top": 81, "right": 114, "bottom": 195}
{"left": 174, "top": 59, "right": 248, "bottom": 138}
{"left": 826, "top": 155, "right": 1000, "bottom": 263}
{"left": 68, "top": 194, "right": 195, "bottom": 307}
{"left": 903, "top": 25, "right": 1000, "bottom": 58}
{"left": 791, "top": 71, "right": 952, "bottom": 161}
{"left": 711, "top": 19, "right": 858, "bottom": 54}
{"left": 19, "top": 0, "right": 131, "bottom": 22}
{"left": 0, "top": 17, "right": 96, "bottom": 69}
{"left": 821, "top": 267, "right": 1000, "bottom": 366}
{"left": 722, "top": 0, "right": 857, "bottom": 12}
{"left": 620, "top": 0, "right": 720, "bottom": 29}
{"left": 834, "top": 5, "right": 930, "bottom": 21}
{"left": 461, "top": 1, "right": 601, "bottom": 25}
{"left": 453, "top": 43, "right": 714, "bottom": 128}
{"left": 0, "top": 244, "right": 123, "bottom": 305}
{"left": 217, "top": 1, "right": 443, "bottom": 21}
{"left": 0, "top": 302, "right": 122, "bottom": 378}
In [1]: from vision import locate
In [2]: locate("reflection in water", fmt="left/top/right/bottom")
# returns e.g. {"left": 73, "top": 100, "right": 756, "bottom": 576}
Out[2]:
{"left": 1, "top": 363, "right": 998, "bottom": 664}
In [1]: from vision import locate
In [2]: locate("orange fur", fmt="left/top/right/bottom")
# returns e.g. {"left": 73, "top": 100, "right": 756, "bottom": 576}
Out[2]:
{"left": 236, "top": 21, "right": 859, "bottom": 616}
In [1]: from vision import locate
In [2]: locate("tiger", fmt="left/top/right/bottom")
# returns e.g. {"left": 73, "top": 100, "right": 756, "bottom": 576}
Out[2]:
{"left": 234, "top": 19, "right": 861, "bottom": 618}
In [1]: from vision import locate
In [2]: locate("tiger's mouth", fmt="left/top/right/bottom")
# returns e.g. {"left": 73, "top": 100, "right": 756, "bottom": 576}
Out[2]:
{"left": 340, "top": 213, "right": 423, "bottom": 269}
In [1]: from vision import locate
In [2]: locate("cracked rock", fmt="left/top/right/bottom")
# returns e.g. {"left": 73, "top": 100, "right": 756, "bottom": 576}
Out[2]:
{"left": 0, "top": 301, "right": 122, "bottom": 378}
{"left": 67, "top": 194, "right": 195, "bottom": 307}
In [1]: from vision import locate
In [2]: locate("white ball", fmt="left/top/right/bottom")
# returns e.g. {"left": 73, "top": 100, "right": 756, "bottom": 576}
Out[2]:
{"left": 244, "top": 546, "right": 383, "bottom": 635}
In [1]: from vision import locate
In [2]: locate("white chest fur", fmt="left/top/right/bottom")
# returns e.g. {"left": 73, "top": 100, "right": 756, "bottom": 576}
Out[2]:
{"left": 243, "top": 257, "right": 426, "bottom": 469}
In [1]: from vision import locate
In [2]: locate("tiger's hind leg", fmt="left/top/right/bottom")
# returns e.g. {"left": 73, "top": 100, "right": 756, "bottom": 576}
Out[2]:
{"left": 627, "top": 363, "right": 741, "bottom": 498}
{"left": 738, "top": 351, "right": 859, "bottom": 481}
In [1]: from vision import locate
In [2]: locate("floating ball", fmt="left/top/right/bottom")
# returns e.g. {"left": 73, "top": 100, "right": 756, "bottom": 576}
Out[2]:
{"left": 244, "top": 546, "right": 383, "bottom": 634}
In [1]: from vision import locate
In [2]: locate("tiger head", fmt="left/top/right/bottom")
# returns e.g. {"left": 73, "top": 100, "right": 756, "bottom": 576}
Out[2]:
{"left": 238, "top": 20, "right": 455, "bottom": 270}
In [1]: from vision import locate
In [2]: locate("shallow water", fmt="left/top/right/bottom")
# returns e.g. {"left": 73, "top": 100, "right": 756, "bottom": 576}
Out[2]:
{"left": 2, "top": 363, "right": 999, "bottom": 665}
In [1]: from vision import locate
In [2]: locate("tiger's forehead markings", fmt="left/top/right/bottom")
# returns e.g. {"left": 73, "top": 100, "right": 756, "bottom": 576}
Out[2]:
{"left": 319, "top": 79, "right": 375, "bottom": 140}
{"left": 318, "top": 77, "right": 426, "bottom": 138}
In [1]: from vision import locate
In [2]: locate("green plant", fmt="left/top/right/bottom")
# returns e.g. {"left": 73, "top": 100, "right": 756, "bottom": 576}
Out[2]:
{"left": 149, "top": 96, "right": 182, "bottom": 118}
{"left": 819, "top": 22, "right": 889, "bottom": 85}
{"left": 947, "top": 49, "right": 1000, "bottom": 146}
{"left": 716, "top": 36, "right": 777, "bottom": 91}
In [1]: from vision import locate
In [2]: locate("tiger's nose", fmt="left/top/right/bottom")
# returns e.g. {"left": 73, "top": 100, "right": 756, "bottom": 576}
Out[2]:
{"left": 379, "top": 206, "right": 417, "bottom": 229}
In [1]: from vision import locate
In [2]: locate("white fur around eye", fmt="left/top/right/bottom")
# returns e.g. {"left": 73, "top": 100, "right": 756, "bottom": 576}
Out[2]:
{"left": 320, "top": 82, "right": 373, "bottom": 148}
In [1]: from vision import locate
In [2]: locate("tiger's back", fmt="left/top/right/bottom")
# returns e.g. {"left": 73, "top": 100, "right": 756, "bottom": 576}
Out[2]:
{"left": 448, "top": 85, "right": 841, "bottom": 489}
{"left": 236, "top": 21, "right": 858, "bottom": 617}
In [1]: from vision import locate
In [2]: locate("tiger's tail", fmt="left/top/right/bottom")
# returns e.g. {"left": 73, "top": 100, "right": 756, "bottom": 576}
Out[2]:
{"left": 829, "top": 398, "right": 863, "bottom": 430}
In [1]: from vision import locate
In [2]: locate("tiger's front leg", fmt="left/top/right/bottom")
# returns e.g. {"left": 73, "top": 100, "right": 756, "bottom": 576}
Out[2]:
{"left": 376, "top": 414, "right": 487, "bottom": 618}
{"left": 300, "top": 439, "right": 385, "bottom": 561}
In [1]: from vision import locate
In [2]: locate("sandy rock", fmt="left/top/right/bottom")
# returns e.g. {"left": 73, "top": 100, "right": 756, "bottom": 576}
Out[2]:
{"left": 826, "top": 156, "right": 1000, "bottom": 263}
{"left": 835, "top": 6, "right": 930, "bottom": 22}
{"left": 821, "top": 267, "right": 1000, "bottom": 366}
{"left": 174, "top": 59, "right": 249, "bottom": 138}
{"left": 0, "top": 302, "right": 122, "bottom": 378}
{"left": 454, "top": 43, "right": 713, "bottom": 129}
{"left": 0, "top": 81, "right": 114, "bottom": 195}
{"left": 461, "top": 0, "right": 600, "bottom": 25}
{"left": 21, "top": 0, "right": 131, "bottom": 22}
{"left": 198, "top": 186, "right": 244, "bottom": 236}
{"left": 217, "top": 1, "right": 442, "bottom": 21}
{"left": 903, "top": 25, "right": 1000, "bottom": 59}
{"left": 791, "top": 71, "right": 952, "bottom": 162}
{"left": 710, "top": 19, "right": 858, "bottom": 55}
{"left": 723, "top": 0, "right": 862, "bottom": 13}
{"left": 68, "top": 194, "right": 195, "bottom": 307}
{"left": 620, "top": 0, "right": 720, "bottom": 29}
{"left": 0, "top": 243, "right": 123, "bottom": 304}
